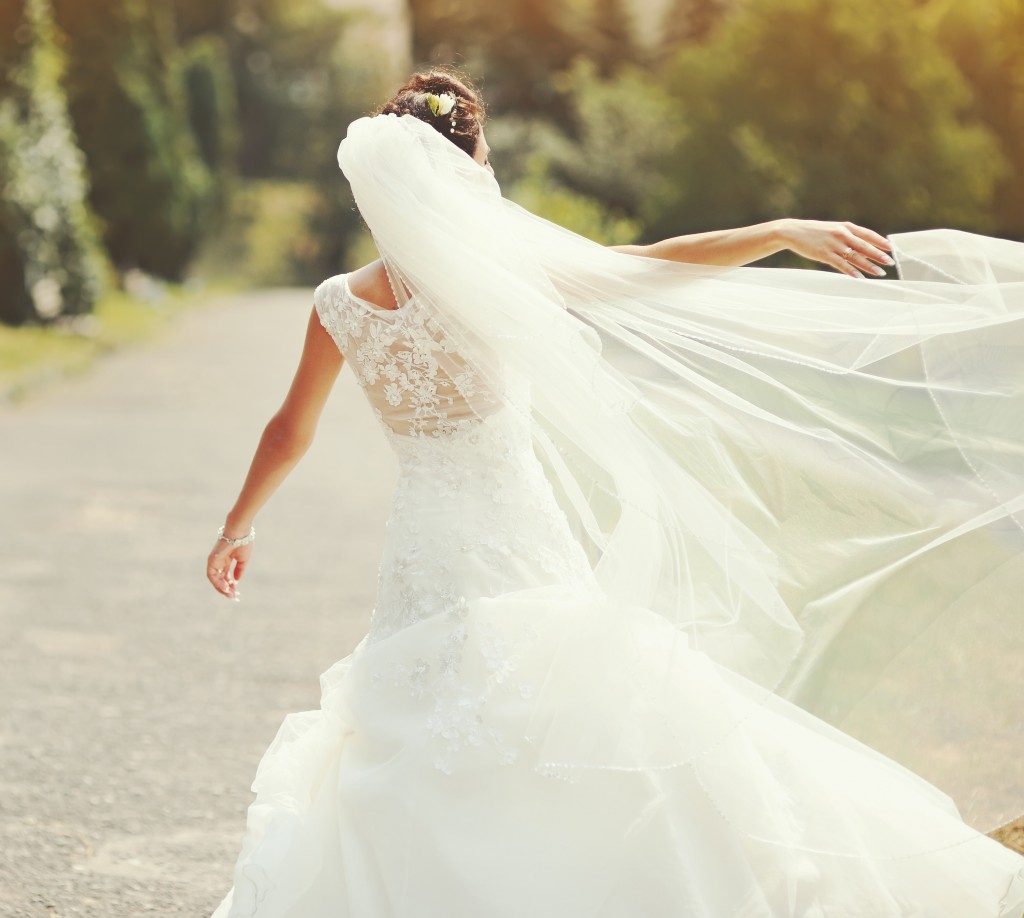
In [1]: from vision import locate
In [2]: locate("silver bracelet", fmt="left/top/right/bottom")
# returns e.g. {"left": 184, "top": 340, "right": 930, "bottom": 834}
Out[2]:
{"left": 218, "top": 523, "right": 255, "bottom": 548}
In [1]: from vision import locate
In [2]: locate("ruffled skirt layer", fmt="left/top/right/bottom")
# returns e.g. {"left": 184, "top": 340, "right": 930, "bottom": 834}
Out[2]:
{"left": 213, "top": 587, "right": 1024, "bottom": 917}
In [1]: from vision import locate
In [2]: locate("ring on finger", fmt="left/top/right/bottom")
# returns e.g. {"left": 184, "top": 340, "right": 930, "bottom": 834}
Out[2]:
{"left": 841, "top": 245, "right": 855, "bottom": 260}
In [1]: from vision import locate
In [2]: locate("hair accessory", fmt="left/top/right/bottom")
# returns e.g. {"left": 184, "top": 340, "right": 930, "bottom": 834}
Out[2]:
{"left": 423, "top": 91, "right": 457, "bottom": 118}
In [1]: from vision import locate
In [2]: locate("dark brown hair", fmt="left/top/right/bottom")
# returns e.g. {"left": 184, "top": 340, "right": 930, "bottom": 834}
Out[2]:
{"left": 373, "top": 66, "right": 486, "bottom": 159}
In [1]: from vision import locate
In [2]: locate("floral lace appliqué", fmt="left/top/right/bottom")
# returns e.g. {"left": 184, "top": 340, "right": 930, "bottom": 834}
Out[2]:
{"left": 313, "top": 274, "right": 598, "bottom": 774}
{"left": 313, "top": 275, "right": 494, "bottom": 439}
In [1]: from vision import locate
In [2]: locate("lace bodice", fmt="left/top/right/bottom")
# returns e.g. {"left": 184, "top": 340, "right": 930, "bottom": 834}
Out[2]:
{"left": 311, "top": 273, "right": 599, "bottom": 773}
{"left": 313, "top": 273, "right": 517, "bottom": 442}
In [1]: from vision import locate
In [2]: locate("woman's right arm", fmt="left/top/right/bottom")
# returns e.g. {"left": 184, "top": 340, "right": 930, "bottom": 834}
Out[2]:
{"left": 206, "top": 306, "right": 344, "bottom": 600}
{"left": 610, "top": 218, "right": 894, "bottom": 278}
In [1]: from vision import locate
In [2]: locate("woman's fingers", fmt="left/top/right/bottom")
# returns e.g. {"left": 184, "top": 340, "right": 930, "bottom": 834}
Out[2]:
{"left": 828, "top": 226, "right": 895, "bottom": 278}
{"left": 847, "top": 221, "right": 892, "bottom": 253}
{"left": 208, "top": 564, "right": 230, "bottom": 596}
{"left": 842, "top": 245, "right": 886, "bottom": 277}
{"left": 794, "top": 220, "right": 894, "bottom": 278}
{"left": 207, "top": 547, "right": 241, "bottom": 600}
{"left": 208, "top": 566, "right": 231, "bottom": 596}
{"left": 843, "top": 229, "right": 894, "bottom": 270}
{"left": 827, "top": 250, "right": 865, "bottom": 278}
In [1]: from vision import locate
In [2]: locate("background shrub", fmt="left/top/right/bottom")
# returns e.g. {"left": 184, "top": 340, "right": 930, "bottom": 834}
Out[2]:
{"left": 0, "top": 0, "right": 104, "bottom": 325}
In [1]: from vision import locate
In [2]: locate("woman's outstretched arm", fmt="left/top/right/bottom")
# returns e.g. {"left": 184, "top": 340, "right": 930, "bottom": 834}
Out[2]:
{"left": 610, "top": 218, "right": 894, "bottom": 279}
{"left": 206, "top": 306, "right": 344, "bottom": 600}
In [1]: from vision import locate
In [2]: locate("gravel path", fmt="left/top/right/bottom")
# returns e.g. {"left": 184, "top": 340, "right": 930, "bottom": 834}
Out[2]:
{"left": 0, "top": 289, "right": 397, "bottom": 916}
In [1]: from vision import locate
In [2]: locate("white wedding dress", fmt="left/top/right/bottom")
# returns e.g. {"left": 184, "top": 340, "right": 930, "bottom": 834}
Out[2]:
{"left": 210, "top": 271, "right": 1024, "bottom": 917}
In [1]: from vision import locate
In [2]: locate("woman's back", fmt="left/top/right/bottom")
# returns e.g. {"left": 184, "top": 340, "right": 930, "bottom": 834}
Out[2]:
{"left": 313, "top": 269, "right": 512, "bottom": 441}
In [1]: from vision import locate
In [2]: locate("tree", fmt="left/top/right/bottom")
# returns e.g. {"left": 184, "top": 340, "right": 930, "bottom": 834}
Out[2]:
{"left": 508, "top": 152, "right": 641, "bottom": 245}
{"left": 0, "top": 0, "right": 104, "bottom": 325}
{"left": 53, "top": 0, "right": 213, "bottom": 279}
{"left": 649, "top": 0, "right": 1007, "bottom": 250}
{"left": 170, "top": 0, "right": 237, "bottom": 43}
{"left": 544, "top": 57, "right": 683, "bottom": 219}
{"left": 213, "top": 0, "right": 360, "bottom": 178}
{"left": 178, "top": 33, "right": 240, "bottom": 219}
{"left": 407, "top": 0, "right": 588, "bottom": 122}
{"left": 930, "top": 0, "right": 1024, "bottom": 239}
{"left": 658, "top": 0, "right": 736, "bottom": 53}
{"left": 165, "top": 0, "right": 388, "bottom": 281}
{"left": 588, "top": 0, "right": 640, "bottom": 77}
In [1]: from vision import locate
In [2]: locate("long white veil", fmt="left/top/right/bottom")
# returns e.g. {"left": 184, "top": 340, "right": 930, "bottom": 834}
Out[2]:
{"left": 337, "top": 112, "right": 1024, "bottom": 848}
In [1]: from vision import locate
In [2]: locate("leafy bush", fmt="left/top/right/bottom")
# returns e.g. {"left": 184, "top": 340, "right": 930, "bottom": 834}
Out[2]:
{"left": 931, "top": 0, "right": 1024, "bottom": 239}
{"left": 649, "top": 0, "right": 1008, "bottom": 241}
{"left": 214, "top": 0, "right": 384, "bottom": 279}
{"left": 53, "top": 0, "right": 214, "bottom": 280}
{"left": 547, "top": 57, "right": 684, "bottom": 222}
{"left": 507, "top": 153, "right": 641, "bottom": 245}
{"left": 178, "top": 33, "right": 240, "bottom": 218}
{"left": 190, "top": 179, "right": 325, "bottom": 287}
{"left": 0, "top": 0, "right": 104, "bottom": 325}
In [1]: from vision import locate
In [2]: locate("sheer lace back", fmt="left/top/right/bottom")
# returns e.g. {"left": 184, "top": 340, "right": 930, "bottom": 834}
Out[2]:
{"left": 311, "top": 270, "right": 598, "bottom": 776}
{"left": 313, "top": 273, "right": 513, "bottom": 440}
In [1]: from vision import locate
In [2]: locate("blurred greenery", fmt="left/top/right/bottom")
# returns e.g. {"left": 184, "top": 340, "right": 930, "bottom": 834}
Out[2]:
{"left": 0, "top": 0, "right": 105, "bottom": 325}
{"left": 929, "top": 0, "right": 1024, "bottom": 239}
{"left": 658, "top": 0, "right": 736, "bottom": 50}
{"left": 178, "top": 33, "right": 240, "bottom": 217}
{"left": 647, "top": 0, "right": 1010, "bottom": 243}
{"left": 1, "top": 0, "right": 1021, "bottom": 330}
{"left": 190, "top": 179, "right": 324, "bottom": 286}
{"left": 53, "top": 0, "right": 215, "bottom": 279}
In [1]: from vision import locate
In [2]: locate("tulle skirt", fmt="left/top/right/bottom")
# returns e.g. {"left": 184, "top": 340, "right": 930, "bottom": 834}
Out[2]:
{"left": 212, "top": 585, "right": 1024, "bottom": 917}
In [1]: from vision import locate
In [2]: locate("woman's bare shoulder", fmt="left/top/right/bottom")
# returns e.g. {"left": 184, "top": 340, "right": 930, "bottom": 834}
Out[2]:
{"left": 347, "top": 259, "right": 399, "bottom": 310}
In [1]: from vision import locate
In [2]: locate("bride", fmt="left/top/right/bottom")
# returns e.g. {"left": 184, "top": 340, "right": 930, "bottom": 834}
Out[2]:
{"left": 207, "top": 69, "right": 1024, "bottom": 916}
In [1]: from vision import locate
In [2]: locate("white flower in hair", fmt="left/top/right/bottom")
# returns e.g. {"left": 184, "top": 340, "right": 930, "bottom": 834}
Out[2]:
{"left": 425, "top": 91, "right": 457, "bottom": 117}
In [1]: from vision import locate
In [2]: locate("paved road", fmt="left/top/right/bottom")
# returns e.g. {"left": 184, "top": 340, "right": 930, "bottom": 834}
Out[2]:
{"left": 0, "top": 290, "right": 397, "bottom": 916}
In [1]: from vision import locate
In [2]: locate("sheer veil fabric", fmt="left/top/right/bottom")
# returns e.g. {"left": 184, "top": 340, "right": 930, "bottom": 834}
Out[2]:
{"left": 336, "top": 112, "right": 1024, "bottom": 851}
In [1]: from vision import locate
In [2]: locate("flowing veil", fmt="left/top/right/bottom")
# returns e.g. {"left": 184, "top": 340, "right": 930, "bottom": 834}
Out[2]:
{"left": 336, "top": 112, "right": 1024, "bottom": 852}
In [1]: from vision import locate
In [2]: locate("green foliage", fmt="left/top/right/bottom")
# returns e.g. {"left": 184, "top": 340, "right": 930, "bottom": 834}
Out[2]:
{"left": 214, "top": 0, "right": 379, "bottom": 277}
{"left": 301, "top": 41, "right": 396, "bottom": 279}
{"left": 53, "top": 0, "right": 214, "bottom": 280}
{"left": 0, "top": 0, "right": 104, "bottom": 325}
{"left": 648, "top": 0, "right": 1008, "bottom": 243}
{"left": 658, "top": 0, "right": 735, "bottom": 53}
{"left": 547, "top": 58, "right": 684, "bottom": 218}
{"left": 190, "top": 179, "right": 326, "bottom": 287}
{"left": 224, "top": 0, "right": 358, "bottom": 178}
{"left": 5, "top": 0, "right": 1018, "bottom": 314}
{"left": 587, "top": 0, "right": 641, "bottom": 76}
{"left": 178, "top": 33, "right": 240, "bottom": 217}
{"left": 507, "top": 154, "right": 641, "bottom": 245}
{"left": 930, "top": 0, "right": 1024, "bottom": 239}
{"left": 169, "top": 0, "right": 235, "bottom": 43}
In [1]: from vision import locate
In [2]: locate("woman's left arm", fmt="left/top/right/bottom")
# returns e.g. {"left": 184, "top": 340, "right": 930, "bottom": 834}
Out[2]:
{"left": 610, "top": 217, "right": 895, "bottom": 279}
{"left": 206, "top": 305, "right": 344, "bottom": 601}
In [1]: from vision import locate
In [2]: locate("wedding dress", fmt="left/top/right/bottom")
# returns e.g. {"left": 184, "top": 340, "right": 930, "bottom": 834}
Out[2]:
{"left": 212, "top": 113, "right": 1024, "bottom": 916}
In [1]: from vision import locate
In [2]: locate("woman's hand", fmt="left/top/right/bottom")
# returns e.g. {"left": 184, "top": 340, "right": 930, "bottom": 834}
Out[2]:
{"left": 206, "top": 529, "right": 252, "bottom": 601}
{"left": 779, "top": 218, "right": 894, "bottom": 279}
